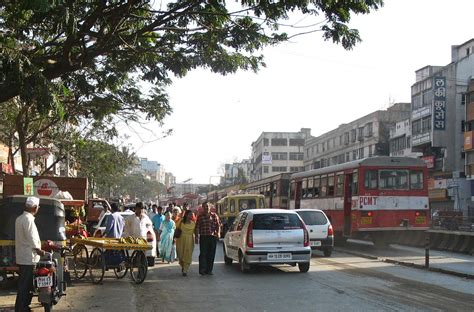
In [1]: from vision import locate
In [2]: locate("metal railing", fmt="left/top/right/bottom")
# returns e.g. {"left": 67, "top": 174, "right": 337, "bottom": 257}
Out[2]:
{"left": 431, "top": 216, "right": 474, "bottom": 232}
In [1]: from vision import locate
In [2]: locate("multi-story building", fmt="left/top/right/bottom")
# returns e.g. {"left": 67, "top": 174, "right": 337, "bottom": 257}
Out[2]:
{"left": 250, "top": 128, "right": 310, "bottom": 182}
{"left": 136, "top": 157, "right": 166, "bottom": 183}
{"left": 389, "top": 119, "right": 423, "bottom": 158}
{"left": 411, "top": 38, "right": 474, "bottom": 215}
{"left": 304, "top": 103, "right": 411, "bottom": 170}
{"left": 164, "top": 172, "right": 176, "bottom": 189}
{"left": 463, "top": 78, "right": 474, "bottom": 216}
{"left": 223, "top": 159, "right": 252, "bottom": 185}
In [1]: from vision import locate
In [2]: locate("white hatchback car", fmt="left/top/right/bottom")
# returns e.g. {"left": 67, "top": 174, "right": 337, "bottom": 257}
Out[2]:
{"left": 295, "top": 209, "right": 334, "bottom": 257}
{"left": 223, "top": 209, "right": 311, "bottom": 273}
{"left": 93, "top": 211, "right": 157, "bottom": 266}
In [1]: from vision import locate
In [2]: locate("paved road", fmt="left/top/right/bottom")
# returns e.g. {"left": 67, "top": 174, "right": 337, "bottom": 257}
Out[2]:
{"left": 1, "top": 242, "right": 473, "bottom": 311}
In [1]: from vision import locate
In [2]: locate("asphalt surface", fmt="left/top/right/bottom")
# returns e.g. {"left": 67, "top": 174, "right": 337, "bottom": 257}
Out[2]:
{"left": 1, "top": 241, "right": 473, "bottom": 312}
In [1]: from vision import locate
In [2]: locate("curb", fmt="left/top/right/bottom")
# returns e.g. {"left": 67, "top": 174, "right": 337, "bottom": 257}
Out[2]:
{"left": 335, "top": 248, "right": 474, "bottom": 280}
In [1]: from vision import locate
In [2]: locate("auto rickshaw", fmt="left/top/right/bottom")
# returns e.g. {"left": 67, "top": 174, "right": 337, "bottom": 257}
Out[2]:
{"left": 0, "top": 195, "right": 68, "bottom": 300}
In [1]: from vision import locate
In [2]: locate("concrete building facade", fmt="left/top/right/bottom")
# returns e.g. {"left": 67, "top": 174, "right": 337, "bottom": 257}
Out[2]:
{"left": 389, "top": 119, "right": 423, "bottom": 158}
{"left": 410, "top": 39, "right": 474, "bottom": 215}
{"left": 304, "top": 103, "right": 411, "bottom": 170}
{"left": 250, "top": 128, "right": 310, "bottom": 182}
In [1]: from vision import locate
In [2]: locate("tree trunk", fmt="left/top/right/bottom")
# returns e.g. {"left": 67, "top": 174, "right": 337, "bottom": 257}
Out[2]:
{"left": 16, "top": 111, "right": 29, "bottom": 176}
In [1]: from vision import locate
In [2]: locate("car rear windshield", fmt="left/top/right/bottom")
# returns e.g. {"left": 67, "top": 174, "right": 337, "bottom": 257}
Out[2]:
{"left": 253, "top": 213, "right": 301, "bottom": 230}
{"left": 297, "top": 211, "right": 328, "bottom": 226}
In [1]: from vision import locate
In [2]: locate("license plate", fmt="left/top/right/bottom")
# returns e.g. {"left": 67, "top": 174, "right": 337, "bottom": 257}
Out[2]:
{"left": 310, "top": 241, "right": 321, "bottom": 247}
{"left": 360, "top": 217, "right": 373, "bottom": 225}
{"left": 36, "top": 276, "right": 52, "bottom": 287}
{"left": 267, "top": 253, "right": 292, "bottom": 260}
{"left": 415, "top": 216, "right": 426, "bottom": 224}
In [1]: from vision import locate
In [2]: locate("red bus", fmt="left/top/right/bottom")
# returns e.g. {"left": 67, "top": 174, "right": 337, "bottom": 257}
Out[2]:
{"left": 289, "top": 157, "right": 430, "bottom": 246}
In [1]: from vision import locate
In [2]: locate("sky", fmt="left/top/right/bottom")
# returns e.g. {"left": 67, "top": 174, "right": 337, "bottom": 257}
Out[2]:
{"left": 123, "top": 0, "right": 474, "bottom": 184}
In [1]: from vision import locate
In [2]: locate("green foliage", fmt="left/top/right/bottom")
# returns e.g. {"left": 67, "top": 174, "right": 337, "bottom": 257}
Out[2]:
{"left": 75, "top": 140, "right": 136, "bottom": 196}
{"left": 0, "top": 0, "right": 383, "bottom": 110}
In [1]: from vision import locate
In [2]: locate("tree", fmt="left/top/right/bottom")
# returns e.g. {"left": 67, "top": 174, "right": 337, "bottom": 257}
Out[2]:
{"left": 0, "top": 0, "right": 384, "bottom": 112}
{"left": 75, "top": 140, "right": 136, "bottom": 197}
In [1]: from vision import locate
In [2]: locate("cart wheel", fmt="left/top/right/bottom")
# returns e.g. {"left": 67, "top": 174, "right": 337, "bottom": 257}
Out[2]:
{"left": 89, "top": 248, "right": 105, "bottom": 284}
{"left": 130, "top": 250, "right": 148, "bottom": 284}
{"left": 113, "top": 252, "right": 128, "bottom": 280}
{"left": 72, "top": 244, "right": 88, "bottom": 280}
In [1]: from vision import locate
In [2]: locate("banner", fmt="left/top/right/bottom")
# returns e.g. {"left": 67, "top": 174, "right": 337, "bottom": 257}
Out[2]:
{"left": 433, "top": 77, "right": 446, "bottom": 130}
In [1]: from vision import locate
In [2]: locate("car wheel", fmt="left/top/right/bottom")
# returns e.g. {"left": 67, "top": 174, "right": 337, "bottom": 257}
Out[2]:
{"left": 323, "top": 248, "right": 333, "bottom": 257}
{"left": 223, "top": 245, "right": 233, "bottom": 265}
{"left": 239, "top": 253, "right": 251, "bottom": 273}
{"left": 298, "top": 262, "right": 310, "bottom": 273}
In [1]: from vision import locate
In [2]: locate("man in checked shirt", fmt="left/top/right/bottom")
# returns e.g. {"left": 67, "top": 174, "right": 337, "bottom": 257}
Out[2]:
{"left": 195, "top": 201, "right": 221, "bottom": 275}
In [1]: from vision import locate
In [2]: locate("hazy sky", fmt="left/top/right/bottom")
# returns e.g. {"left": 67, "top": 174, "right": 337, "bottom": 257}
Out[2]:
{"left": 123, "top": 0, "right": 474, "bottom": 184}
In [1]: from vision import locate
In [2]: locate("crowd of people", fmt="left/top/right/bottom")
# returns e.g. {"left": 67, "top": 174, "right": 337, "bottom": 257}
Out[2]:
{"left": 104, "top": 200, "right": 221, "bottom": 276}
{"left": 14, "top": 197, "right": 221, "bottom": 311}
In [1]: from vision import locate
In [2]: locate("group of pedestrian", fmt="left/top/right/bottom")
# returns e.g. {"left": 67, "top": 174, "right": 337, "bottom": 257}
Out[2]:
{"left": 14, "top": 198, "right": 222, "bottom": 311}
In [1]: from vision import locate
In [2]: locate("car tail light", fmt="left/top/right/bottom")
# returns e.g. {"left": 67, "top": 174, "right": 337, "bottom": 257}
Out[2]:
{"left": 36, "top": 267, "right": 51, "bottom": 276}
{"left": 146, "top": 231, "right": 154, "bottom": 242}
{"left": 328, "top": 224, "right": 334, "bottom": 236}
{"left": 300, "top": 221, "right": 309, "bottom": 247}
{"left": 246, "top": 220, "right": 254, "bottom": 248}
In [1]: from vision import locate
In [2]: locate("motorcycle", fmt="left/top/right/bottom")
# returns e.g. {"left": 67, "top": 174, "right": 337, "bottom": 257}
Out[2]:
{"left": 33, "top": 242, "right": 70, "bottom": 312}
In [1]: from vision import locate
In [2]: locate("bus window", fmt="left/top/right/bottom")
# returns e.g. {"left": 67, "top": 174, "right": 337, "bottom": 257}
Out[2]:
{"left": 314, "top": 176, "right": 320, "bottom": 198}
{"left": 328, "top": 175, "right": 335, "bottom": 196}
{"left": 410, "top": 170, "right": 424, "bottom": 190}
{"left": 335, "top": 174, "right": 344, "bottom": 196}
{"left": 379, "top": 170, "right": 409, "bottom": 190}
{"left": 259, "top": 198, "right": 265, "bottom": 208}
{"left": 224, "top": 198, "right": 228, "bottom": 212}
{"left": 352, "top": 171, "right": 359, "bottom": 195}
{"left": 281, "top": 179, "right": 289, "bottom": 197}
{"left": 320, "top": 175, "right": 327, "bottom": 197}
{"left": 302, "top": 179, "right": 308, "bottom": 198}
{"left": 307, "top": 178, "right": 314, "bottom": 198}
{"left": 230, "top": 199, "right": 236, "bottom": 213}
{"left": 364, "top": 170, "right": 378, "bottom": 189}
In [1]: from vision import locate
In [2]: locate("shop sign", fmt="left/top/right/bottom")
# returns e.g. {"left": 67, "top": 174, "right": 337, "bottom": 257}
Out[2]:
{"left": 421, "top": 156, "right": 434, "bottom": 168}
{"left": 433, "top": 77, "right": 446, "bottom": 130}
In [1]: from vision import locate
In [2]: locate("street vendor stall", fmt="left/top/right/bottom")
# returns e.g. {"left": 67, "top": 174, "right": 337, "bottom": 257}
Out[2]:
{"left": 71, "top": 236, "right": 151, "bottom": 285}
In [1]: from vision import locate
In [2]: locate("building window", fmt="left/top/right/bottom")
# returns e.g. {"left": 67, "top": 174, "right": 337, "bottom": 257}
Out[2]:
{"left": 359, "top": 147, "right": 364, "bottom": 159}
{"left": 346, "top": 152, "right": 350, "bottom": 162}
{"left": 263, "top": 138, "right": 269, "bottom": 146}
{"left": 289, "top": 138, "right": 305, "bottom": 146}
{"left": 290, "top": 166, "right": 304, "bottom": 172}
{"left": 272, "top": 166, "right": 287, "bottom": 172}
{"left": 289, "top": 152, "right": 304, "bottom": 160}
{"left": 412, "top": 119, "right": 421, "bottom": 134}
{"left": 263, "top": 166, "right": 269, "bottom": 173}
{"left": 421, "top": 116, "right": 431, "bottom": 132}
{"left": 271, "top": 152, "right": 288, "bottom": 160}
{"left": 351, "top": 129, "right": 357, "bottom": 142}
{"left": 368, "top": 145, "right": 373, "bottom": 157}
{"left": 344, "top": 132, "right": 349, "bottom": 144}
{"left": 271, "top": 138, "right": 287, "bottom": 146}
{"left": 358, "top": 127, "right": 364, "bottom": 139}
{"left": 365, "top": 123, "right": 373, "bottom": 137}
{"left": 352, "top": 150, "right": 358, "bottom": 160}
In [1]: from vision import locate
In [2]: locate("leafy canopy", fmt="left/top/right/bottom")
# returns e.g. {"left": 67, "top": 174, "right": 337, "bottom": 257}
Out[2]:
{"left": 0, "top": 0, "right": 384, "bottom": 117}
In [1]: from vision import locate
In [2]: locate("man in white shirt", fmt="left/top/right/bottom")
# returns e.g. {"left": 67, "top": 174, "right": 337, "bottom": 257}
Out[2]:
{"left": 122, "top": 202, "right": 156, "bottom": 257}
{"left": 15, "top": 196, "right": 46, "bottom": 312}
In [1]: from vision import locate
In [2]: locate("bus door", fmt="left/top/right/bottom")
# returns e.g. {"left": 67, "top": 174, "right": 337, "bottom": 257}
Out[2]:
{"left": 343, "top": 174, "right": 353, "bottom": 236}
{"left": 295, "top": 181, "right": 302, "bottom": 209}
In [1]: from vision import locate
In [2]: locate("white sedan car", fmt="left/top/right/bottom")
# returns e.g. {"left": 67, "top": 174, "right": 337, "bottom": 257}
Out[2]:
{"left": 93, "top": 211, "right": 157, "bottom": 266}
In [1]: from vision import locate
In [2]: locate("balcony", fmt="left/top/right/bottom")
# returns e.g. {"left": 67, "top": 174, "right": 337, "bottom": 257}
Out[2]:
{"left": 464, "top": 131, "right": 474, "bottom": 151}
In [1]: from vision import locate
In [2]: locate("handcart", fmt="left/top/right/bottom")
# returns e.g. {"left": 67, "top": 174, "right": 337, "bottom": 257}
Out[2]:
{"left": 70, "top": 237, "right": 151, "bottom": 285}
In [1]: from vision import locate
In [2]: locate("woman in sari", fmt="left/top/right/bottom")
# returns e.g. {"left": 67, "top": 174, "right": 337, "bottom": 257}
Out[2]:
{"left": 158, "top": 212, "right": 175, "bottom": 263}
{"left": 176, "top": 210, "right": 196, "bottom": 276}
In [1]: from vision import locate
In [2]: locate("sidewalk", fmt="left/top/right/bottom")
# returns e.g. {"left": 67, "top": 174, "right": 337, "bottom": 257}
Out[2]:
{"left": 337, "top": 240, "right": 474, "bottom": 279}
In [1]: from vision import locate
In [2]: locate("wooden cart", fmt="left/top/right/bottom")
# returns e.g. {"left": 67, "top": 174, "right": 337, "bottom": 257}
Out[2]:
{"left": 70, "top": 237, "right": 151, "bottom": 285}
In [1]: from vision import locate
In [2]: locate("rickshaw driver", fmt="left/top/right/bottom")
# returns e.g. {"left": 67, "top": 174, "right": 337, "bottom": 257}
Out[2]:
{"left": 14, "top": 196, "right": 46, "bottom": 312}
